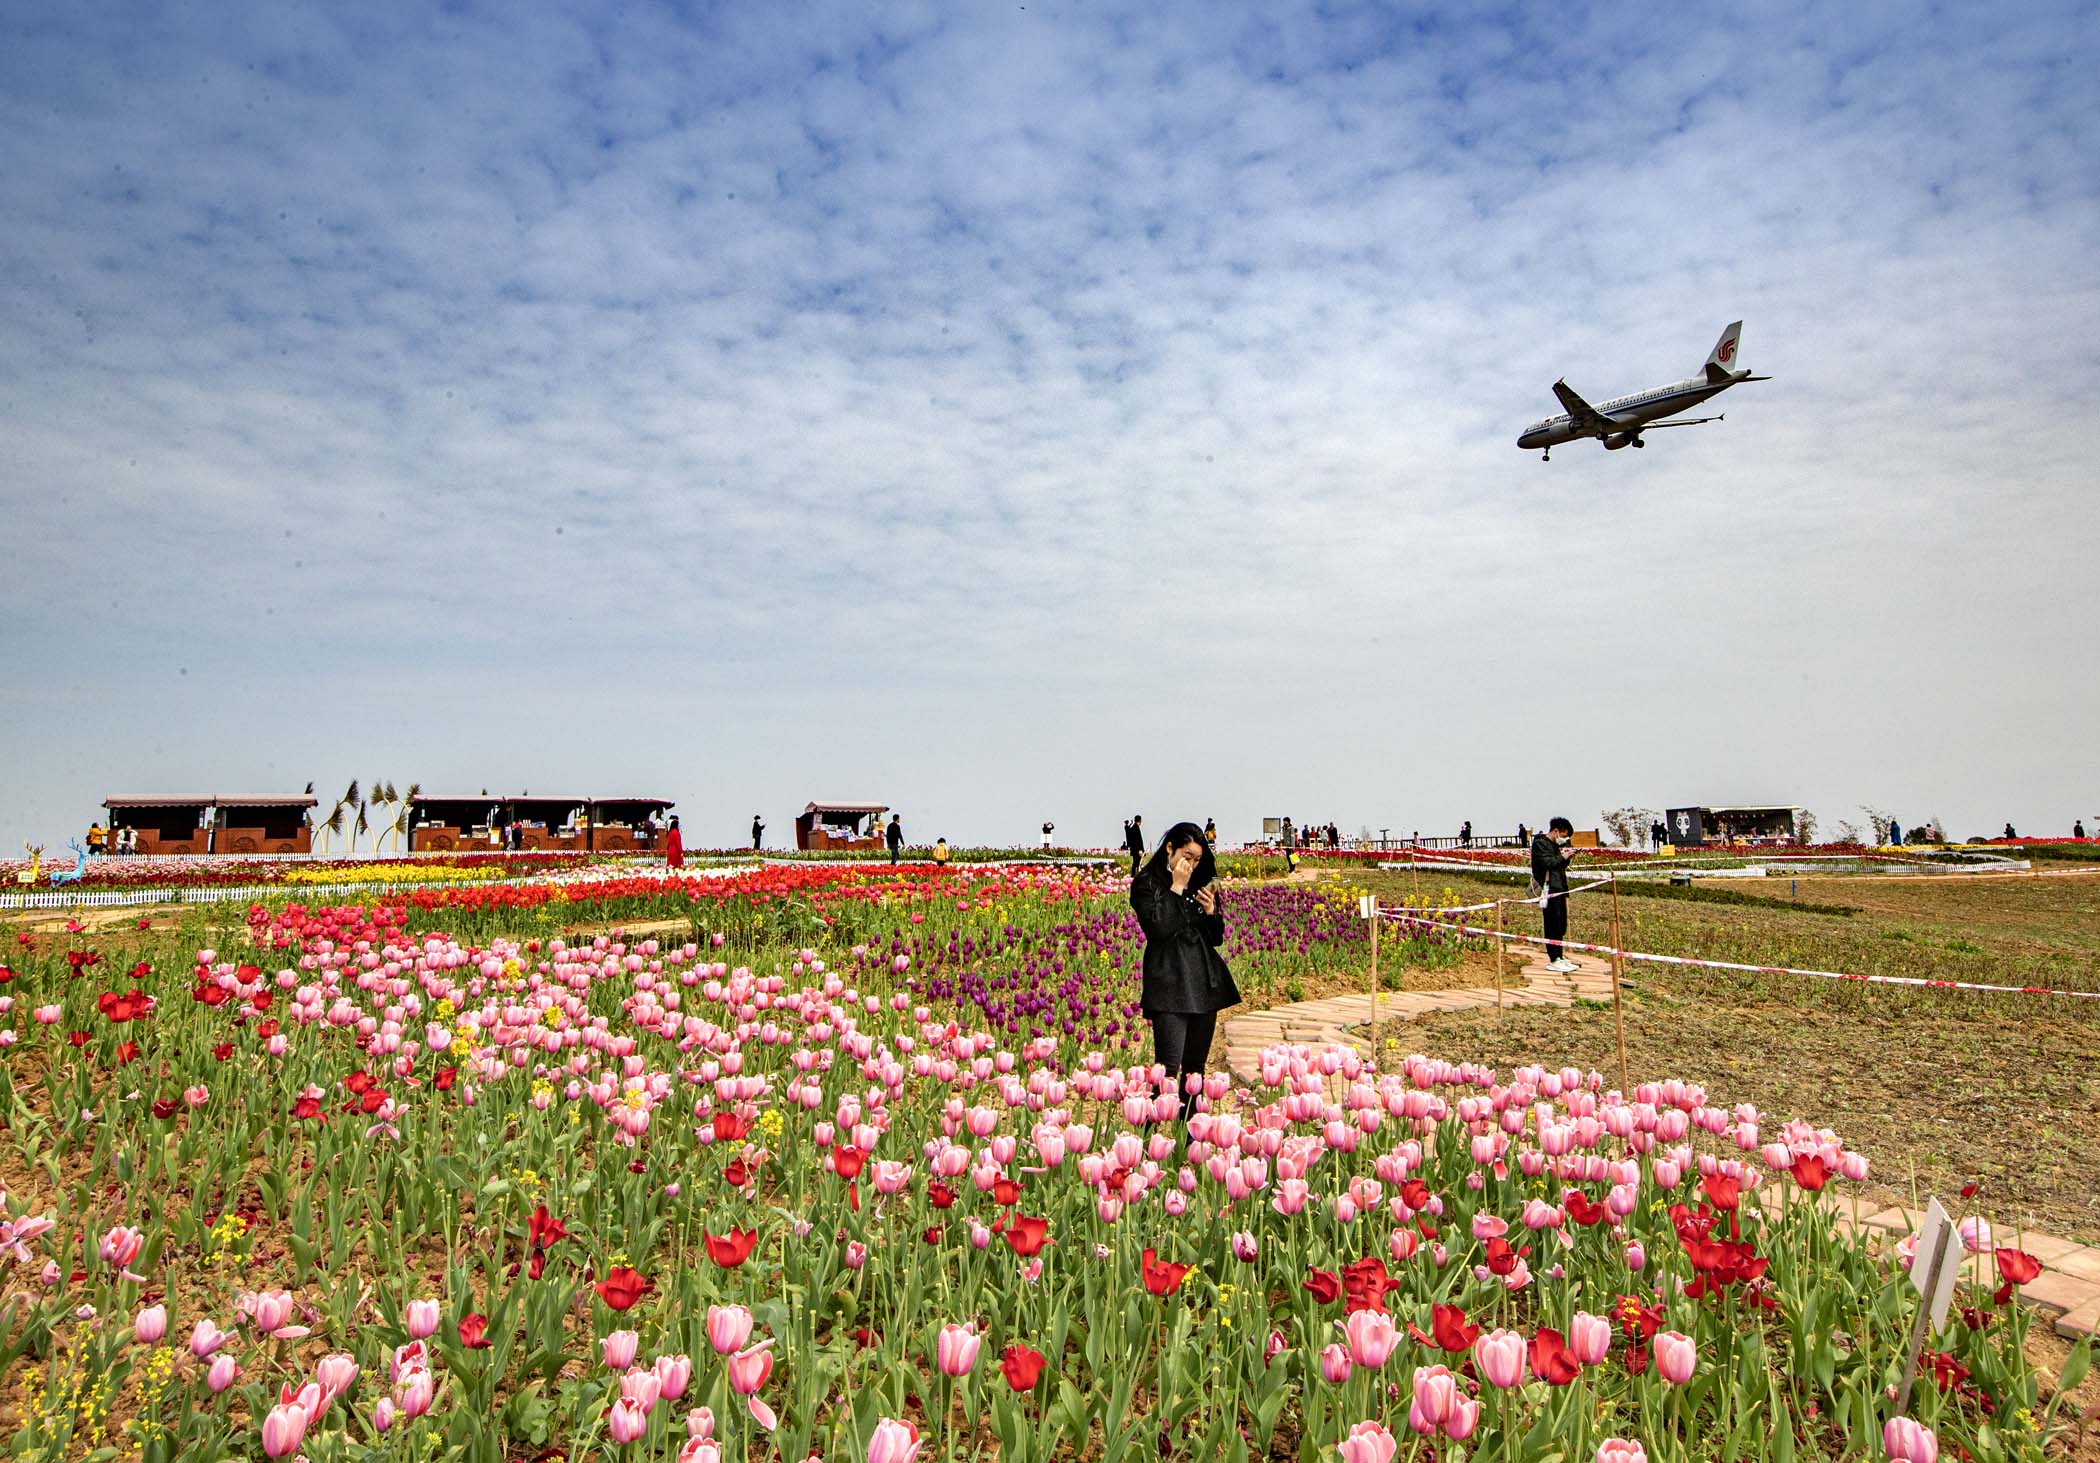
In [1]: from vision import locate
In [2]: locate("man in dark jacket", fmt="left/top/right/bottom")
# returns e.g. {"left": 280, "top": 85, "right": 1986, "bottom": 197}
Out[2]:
{"left": 1125, "top": 815, "right": 1145, "bottom": 877}
{"left": 886, "top": 814, "right": 905, "bottom": 864}
{"left": 751, "top": 815, "right": 764, "bottom": 851}
{"left": 1531, "top": 817, "right": 1576, "bottom": 971}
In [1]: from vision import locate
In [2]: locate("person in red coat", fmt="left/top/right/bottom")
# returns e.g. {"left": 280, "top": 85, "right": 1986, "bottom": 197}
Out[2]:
{"left": 664, "top": 816, "right": 684, "bottom": 870}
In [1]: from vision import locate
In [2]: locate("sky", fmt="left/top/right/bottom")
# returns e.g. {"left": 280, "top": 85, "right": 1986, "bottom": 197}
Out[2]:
{"left": 2, "top": 1, "right": 2097, "bottom": 852}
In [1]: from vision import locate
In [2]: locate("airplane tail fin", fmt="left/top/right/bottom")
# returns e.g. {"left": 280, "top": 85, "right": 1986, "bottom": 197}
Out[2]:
{"left": 1703, "top": 320, "right": 1744, "bottom": 384}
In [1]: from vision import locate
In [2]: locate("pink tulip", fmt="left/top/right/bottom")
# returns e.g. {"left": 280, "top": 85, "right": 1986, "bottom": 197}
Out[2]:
{"left": 1446, "top": 1395, "right": 1480, "bottom": 1441}
{"left": 866, "top": 1417, "right": 924, "bottom": 1463}
{"left": 1474, "top": 1329, "right": 1526, "bottom": 1389}
{"left": 655, "top": 1353, "right": 693, "bottom": 1400}
{"left": 1653, "top": 1331, "right": 1697, "bottom": 1384}
{"left": 261, "top": 1402, "right": 308, "bottom": 1458}
{"left": 133, "top": 1303, "right": 168, "bottom": 1344}
{"left": 405, "top": 1298, "right": 440, "bottom": 1339}
{"left": 621, "top": 1366, "right": 664, "bottom": 1413}
{"left": 99, "top": 1225, "right": 144, "bottom": 1267}
{"left": 604, "top": 1329, "right": 641, "bottom": 1369}
{"left": 687, "top": 1406, "right": 715, "bottom": 1440}
{"left": 845, "top": 1241, "right": 868, "bottom": 1270}
{"left": 1597, "top": 1441, "right": 1648, "bottom": 1463}
{"left": 1318, "top": 1343, "right": 1353, "bottom": 1384}
{"left": 1337, "top": 1420, "right": 1399, "bottom": 1463}
{"left": 607, "top": 1397, "right": 649, "bottom": 1444}
{"left": 935, "top": 1322, "right": 981, "bottom": 1377}
{"left": 396, "top": 1369, "right": 435, "bottom": 1417}
{"left": 1342, "top": 1309, "right": 1399, "bottom": 1369}
{"left": 727, "top": 1341, "right": 773, "bottom": 1395}
{"left": 708, "top": 1302, "right": 757, "bottom": 1355}
{"left": 1570, "top": 1311, "right": 1612, "bottom": 1365}
{"left": 1624, "top": 1240, "right": 1646, "bottom": 1271}
{"left": 1408, "top": 1365, "right": 1457, "bottom": 1434}
{"left": 374, "top": 1396, "right": 396, "bottom": 1433}
{"left": 678, "top": 1440, "right": 723, "bottom": 1463}
{"left": 1884, "top": 1417, "right": 1938, "bottom": 1463}
{"left": 207, "top": 1354, "right": 239, "bottom": 1392}
{"left": 316, "top": 1352, "right": 358, "bottom": 1407}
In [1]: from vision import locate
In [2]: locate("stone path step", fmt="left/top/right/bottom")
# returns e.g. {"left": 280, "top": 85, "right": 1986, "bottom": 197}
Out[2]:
{"left": 1216, "top": 945, "right": 2100, "bottom": 1340}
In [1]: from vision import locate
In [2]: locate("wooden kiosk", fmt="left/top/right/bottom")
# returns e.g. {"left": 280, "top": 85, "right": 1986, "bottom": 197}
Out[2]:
{"left": 590, "top": 798, "right": 675, "bottom": 853}
{"left": 102, "top": 796, "right": 218, "bottom": 856}
{"left": 509, "top": 797, "right": 592, "bottom": 852}
{"left": 407, "top": 795, "right": 509, "bottom": 852}
{"left": 213, "top": 795, "right": 317, "bottom": 854}
{"left": 795, "top": 801, "right": 888, "bottom": 852}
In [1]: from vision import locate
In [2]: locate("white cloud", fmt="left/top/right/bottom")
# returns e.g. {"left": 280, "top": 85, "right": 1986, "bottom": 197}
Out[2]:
{"left": 1, "top": 0, "right": 2095, "bottom": 848}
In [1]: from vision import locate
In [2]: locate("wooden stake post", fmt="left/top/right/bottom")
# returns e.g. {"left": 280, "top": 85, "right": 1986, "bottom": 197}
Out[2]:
{"left": 1493, "top": 899, "right": 1505, "bottom": 1011}
{"left": 1609, "top": 875, "right": 1630, "bottom": 1095}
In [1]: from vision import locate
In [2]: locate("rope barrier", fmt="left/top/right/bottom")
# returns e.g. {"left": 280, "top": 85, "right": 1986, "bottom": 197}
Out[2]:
{"left": 1401, "top": 912, "right": 2100, "bottom": 1002}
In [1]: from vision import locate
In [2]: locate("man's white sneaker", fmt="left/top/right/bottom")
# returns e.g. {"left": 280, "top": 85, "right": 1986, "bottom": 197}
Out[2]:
{"left": 1547, "top": 958, "right": 1578, "bottom": 973}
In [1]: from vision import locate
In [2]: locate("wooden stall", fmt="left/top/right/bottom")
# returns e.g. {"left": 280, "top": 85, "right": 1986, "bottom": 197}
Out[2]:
{"left": 590, "top": 798, "right": 675, "bottom": 853}
{"left": 1663, "top": 805, "right": 1802, "bottom": 848}
{"left": 408, "top": 795, "right": 508, "bottom": 853}
{"left": 795, "top": 801, "right": 888, "bottom": 853}
{"left": 213, "top": 795, "right": 317, "bottom": 854}
{"left": 510, "top": 796, "right": 591, "bottom": 852}
{"left": 103, "top": 796, "right": 217, "bottom": 856}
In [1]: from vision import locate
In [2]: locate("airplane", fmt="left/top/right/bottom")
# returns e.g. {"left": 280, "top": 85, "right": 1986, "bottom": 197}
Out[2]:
{"left": 1517, "top": 321, "right": 1769, "bottom": 459}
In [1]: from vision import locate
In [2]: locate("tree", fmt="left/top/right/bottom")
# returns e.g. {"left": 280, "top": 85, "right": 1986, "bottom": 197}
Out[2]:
{"left": 1793, "top": 809, "right": 1819, "bottom": 846}
{"left": 1600, "top": 807, "right": 1660, "bottom": 848}
{"left": 1857, "top": 806, "right": 1892, "bottom": 846}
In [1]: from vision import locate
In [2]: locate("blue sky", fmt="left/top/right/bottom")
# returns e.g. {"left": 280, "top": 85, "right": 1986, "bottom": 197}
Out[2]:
{"left": 3, "top": 1, "right": 2097, "bottom": 849}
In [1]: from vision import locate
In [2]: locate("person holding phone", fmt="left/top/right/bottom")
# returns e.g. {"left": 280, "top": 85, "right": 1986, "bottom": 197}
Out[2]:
{"left": 1530, "top": 816, "right": 1578, "bottom": 971}
{"left": 1130, "top": 822, "right": 1241, "bottom": 1123}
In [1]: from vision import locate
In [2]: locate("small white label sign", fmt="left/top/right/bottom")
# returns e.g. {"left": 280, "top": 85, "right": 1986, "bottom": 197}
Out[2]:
{"left": 1909, "top": 1197, "right": 1961, "bottom": 1331}
{"left": 1359, "top": 894, "right": 1378, "bottom": 920}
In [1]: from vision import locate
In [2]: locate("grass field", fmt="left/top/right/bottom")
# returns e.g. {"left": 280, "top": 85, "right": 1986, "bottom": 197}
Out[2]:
{"left": 1350, "top": 863, "right": 2100, "bottom": 1243}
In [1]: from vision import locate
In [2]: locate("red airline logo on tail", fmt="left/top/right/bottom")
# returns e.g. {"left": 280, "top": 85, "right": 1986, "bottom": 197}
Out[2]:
{"left": 1716, "top": 337, "right": 1737, "bottom": 364}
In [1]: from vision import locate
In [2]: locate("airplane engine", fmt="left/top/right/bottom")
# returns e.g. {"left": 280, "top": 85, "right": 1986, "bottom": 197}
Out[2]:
{"left": 1603, "top": 432, "right": 1634, "bottom": 450}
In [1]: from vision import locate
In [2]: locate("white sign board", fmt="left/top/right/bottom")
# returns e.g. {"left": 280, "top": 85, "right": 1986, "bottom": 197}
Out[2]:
{"left": 1359, "top": 894, "right": 1379, "bottom": 920}
{"left": 1908, "top": 1197, "right": 1961, "bottom": 1331}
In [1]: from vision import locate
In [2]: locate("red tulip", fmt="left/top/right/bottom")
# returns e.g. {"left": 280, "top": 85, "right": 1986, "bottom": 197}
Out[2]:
{"left": 1140, "top": 1248, "right": 1192, "bottom": 1297}
{"left": 1000, "top": 1343, "right": 1047, "bottom": 1392}
{"left": 1789, "top": 1154, "right": 1829, "bottom": 1192}
{"left": 458, "top": 1313, "right": 491, "bottom": 1349}
{"left": 1000, "top": 1215, "right": 1050, "bottom": 1258}
{"left": 596, "top": 1266, "right": 653, "bottom": 1310}
{"left": 1430, "top": 1303, "right": 1481, "bottom": 1353}
{"left": 1530, "top": 1326, "right": 1581, "bottom": 1385}
{"left": 1303, "top": 1268, "right": 1343, "bottom": 1305}
{"left": 527, "top": 1205, "right": 567, "bottom": 1252}
{"left": 703, "top": 1229, "right": 758, "bottom": 1268}
{"left": 1701, "top": 1173, "right": 1740, "bottom": 1211}
{"left": 1993, "top": 1248, "right": 2042, "bottom": 1305}
{"left": 1340, "top": 1256, "right": 1395, "bottom": 1314}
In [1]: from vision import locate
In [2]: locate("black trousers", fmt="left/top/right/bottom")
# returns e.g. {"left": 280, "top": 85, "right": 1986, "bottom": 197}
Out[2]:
{"left": 1148, "top": 1010, "right": 1217, "bottom": 1119}
{"left": 1128, "top": 849, "right": 1141, "bottom": 877}
{"left": 1543, "top": 896, "right": 1568, "bottom": 962}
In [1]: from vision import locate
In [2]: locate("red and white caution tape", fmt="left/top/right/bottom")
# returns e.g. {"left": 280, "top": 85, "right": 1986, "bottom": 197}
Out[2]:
{"left": 1397, "top": 914, "right": 2100, "bottom": 1001}
{"left": 1372, "top": 874, "right": 1617, "bottom": 918}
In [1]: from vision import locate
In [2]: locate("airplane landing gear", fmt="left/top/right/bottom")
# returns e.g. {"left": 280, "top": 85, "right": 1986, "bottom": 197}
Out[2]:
{"left": 1541, "top": 449, "right": 1551, "bottom": 461}
{"left": 1632, "top": 437, "right": 1645, "bottom": 448}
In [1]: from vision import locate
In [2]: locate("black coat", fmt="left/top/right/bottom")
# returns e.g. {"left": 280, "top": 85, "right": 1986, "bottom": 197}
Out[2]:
{"left": 1126, "top": 823, "right": 1146, "bottom": 856}
{"left": 1529, "top": 832, "right": 1571, "bottom": 894}
{"left": 1131, "top": 880, "right": 1240, "bottom": 1015}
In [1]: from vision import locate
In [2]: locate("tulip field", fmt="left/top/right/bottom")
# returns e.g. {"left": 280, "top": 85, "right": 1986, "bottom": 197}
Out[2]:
{"left": 0, "top": 859, "right": 2092, "bottom": 1462}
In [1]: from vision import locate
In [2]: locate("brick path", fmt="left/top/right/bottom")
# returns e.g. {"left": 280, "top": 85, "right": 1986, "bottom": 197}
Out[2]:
{"left": 1217, "top": 943, "right": 2100, "bottom": 1340}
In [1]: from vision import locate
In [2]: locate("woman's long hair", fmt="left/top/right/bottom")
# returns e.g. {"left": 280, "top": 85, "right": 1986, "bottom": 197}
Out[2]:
{"left": 1135, "top": 821, "right": 1215, "bottom": 895}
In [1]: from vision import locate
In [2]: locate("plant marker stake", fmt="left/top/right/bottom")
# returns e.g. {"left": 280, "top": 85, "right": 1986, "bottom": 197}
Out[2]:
{"left": 1359, "top": 893, "right": 1380, "bottom": 1061}
{"left": 1609, "top": 875, "right": 1629, "bottom": 1095}
{"left": 1895, "top": 1200, "right": 1958, "bottom": 1416}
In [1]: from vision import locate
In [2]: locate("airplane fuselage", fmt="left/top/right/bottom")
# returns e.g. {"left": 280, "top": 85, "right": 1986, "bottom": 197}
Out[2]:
{"left": 1517, "top": 373, "right": 1741, "bottom": 451}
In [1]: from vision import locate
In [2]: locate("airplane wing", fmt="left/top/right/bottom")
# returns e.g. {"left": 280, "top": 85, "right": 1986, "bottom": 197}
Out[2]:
{"left": 1640, "top": 414, "right": 1724, "bottom": 429}
{"left": 1551, "top": 379, "right": 1614, "bottom": 435}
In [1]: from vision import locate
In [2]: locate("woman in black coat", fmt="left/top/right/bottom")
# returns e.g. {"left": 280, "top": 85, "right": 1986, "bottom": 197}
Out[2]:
{"left": 1130, "top": 822, "right": 1241, "bottom": 1121}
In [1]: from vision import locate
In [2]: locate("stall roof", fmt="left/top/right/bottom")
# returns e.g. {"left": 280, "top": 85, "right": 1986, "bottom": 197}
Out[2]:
{"left": 509, "top": 795, "right": 591, "bottom": 805}
{"left": 1704, "top": 805, "right": 1805, "bottom": 815}
{"left": 104, "top": 795, "right": 217, "bottom": 808}
{"left": 803, "top": 801, "right": 888, "bottom": 816}
{"left": 215, "top": 795, "right": 319, "bottom": 809}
